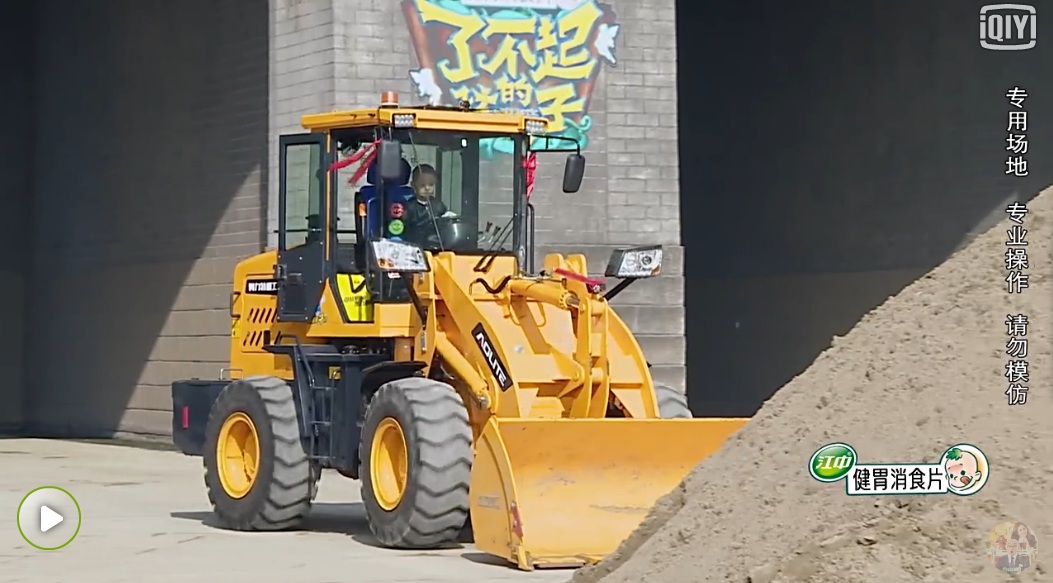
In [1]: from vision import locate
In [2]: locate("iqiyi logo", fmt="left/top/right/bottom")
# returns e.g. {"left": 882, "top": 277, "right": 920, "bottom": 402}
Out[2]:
{"left": 981, "top": 4, "right": 1037, "bottom": 51}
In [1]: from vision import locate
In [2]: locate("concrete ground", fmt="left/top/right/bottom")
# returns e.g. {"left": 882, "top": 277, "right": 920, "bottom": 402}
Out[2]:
{"left": 0, "top": 439, "right": 570, "bottom": 583}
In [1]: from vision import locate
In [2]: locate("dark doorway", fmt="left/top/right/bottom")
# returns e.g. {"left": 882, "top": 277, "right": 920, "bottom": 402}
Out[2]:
{"left": 678, "top": 0, "right": 1052, "bottom": 416}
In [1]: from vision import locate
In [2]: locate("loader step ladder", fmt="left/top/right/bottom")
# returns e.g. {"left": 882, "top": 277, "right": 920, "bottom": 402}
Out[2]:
{"left": 290, "top": 342, "right": 336, "bottom": 465}
{"left": 271, "top": 340, "right": 385, "bottom": 470}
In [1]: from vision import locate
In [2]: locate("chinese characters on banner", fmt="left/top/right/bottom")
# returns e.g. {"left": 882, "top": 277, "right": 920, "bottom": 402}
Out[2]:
{"left": 1004, "top": 87, "right": 1029, "bottom": 406}
{"left": 401, "top": 0, "right": 619, "bottom": 156}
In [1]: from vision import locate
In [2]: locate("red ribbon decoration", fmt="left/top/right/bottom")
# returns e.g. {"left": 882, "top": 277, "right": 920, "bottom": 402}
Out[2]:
{"left": 523, "top": 151, "right": 537, "bottom": 199}
{"left": 328, "top": 139, "right": 380, "bottom": 185}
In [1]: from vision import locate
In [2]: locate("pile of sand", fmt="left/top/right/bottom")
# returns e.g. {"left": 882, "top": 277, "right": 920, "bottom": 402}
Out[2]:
{"left": 573, "top": 188, "right": 1053, "bottom": 583}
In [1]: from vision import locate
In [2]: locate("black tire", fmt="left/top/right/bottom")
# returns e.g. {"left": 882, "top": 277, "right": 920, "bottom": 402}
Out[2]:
{"left": 359, "top": 377, "right": 472, "bottom": 548}
{"left": 655, "top": 383, "right": 693, "bottom": 419}
{"left": 203, "top": 375, "right": 316, "bottom": 531}
{"left": 457, "top": 512, "right": 475, "bottom": 543}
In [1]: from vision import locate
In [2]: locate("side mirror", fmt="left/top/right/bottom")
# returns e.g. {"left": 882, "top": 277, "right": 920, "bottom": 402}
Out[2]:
{"left": 562, "top": 154, "right": 585, "bottom": 193}
{"left": 377, "top": 139, "right": 404, "bottom": 182}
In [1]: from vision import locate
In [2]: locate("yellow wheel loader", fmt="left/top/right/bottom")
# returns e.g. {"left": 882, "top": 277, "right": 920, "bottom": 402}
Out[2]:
{"left": 170, "top": 92, "right": 749, "bottom": 570}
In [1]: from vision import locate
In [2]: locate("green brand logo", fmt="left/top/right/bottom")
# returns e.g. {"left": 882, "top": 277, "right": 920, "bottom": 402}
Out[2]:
{"left": 809, "top": 442, "right": 858, "bottom": 482}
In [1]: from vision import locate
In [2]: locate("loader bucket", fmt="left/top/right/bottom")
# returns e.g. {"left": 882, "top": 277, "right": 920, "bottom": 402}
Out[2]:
{"left": 469, "top": 416, "right": 749, "bottom": 570}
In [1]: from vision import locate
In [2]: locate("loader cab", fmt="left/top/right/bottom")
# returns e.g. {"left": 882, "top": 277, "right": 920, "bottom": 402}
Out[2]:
{"left": 275, "top": 95, "right": 586, "bottom": 323}
{"left": 350, "top": 131, "right": 524, "bottom": 249}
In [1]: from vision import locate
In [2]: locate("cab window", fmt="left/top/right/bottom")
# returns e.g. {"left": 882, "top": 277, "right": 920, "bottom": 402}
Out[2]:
{"left": 330, "top": 129, "right": 523, "bottom": 253}
{"left": 282, "top": 142, "right": 323, "bottom": 249}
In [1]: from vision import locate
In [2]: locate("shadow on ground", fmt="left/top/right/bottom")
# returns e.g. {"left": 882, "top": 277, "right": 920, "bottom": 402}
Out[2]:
{"left": 170, "top": 502, "right": 482, "bottom": 558}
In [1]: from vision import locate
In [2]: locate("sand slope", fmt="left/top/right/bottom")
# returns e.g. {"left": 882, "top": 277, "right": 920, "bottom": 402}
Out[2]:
{"left": 574, "top": 188, "right": 1053, "bottom": 583}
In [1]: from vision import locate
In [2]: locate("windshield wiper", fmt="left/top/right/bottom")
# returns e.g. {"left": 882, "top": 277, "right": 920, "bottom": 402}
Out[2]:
{"left": 425, "top": 201, "right": 445, "bottom": 252}
{"left": 473, "top": 217, "right": 515, "bottom": 272}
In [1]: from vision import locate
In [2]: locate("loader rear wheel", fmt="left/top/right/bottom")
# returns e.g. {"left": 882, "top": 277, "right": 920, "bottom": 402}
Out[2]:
{"left": 359, "top": 377, "right": 472, "bottom": 549}
{"left": 203, "top": 375, "right": 315, "bottom": 531}
{"left": 655, "top": 383, "right": 693, "bottom": 418}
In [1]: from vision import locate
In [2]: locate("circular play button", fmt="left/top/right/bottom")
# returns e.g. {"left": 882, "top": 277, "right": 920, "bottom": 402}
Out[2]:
{"left": 16, "top": 486, "right": 81, "bottom": 550}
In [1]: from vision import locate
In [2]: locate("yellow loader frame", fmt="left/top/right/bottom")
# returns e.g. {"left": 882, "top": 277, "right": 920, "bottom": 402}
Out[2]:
{"left": 170, "top": 93, "right": 748, "bottom": 570}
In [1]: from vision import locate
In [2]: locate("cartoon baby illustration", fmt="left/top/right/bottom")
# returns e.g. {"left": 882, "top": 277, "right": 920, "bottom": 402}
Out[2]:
{"left": 945, "top": 447, "right": 983, "bottom": 492}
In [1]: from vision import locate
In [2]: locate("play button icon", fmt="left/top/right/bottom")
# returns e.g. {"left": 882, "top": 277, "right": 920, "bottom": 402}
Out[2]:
{"left": 40, "top": 505, "right": 63, "bottom": 532}
{"left": 16, "top": 486, "right": 81, "bottom": 550}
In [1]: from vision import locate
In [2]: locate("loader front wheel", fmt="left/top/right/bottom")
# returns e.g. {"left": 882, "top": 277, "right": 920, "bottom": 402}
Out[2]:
{"left": 655, "top": 383, "right": 693, "bottom": 418}
{"left": 360, "top": 377, "right": 472, "bottom": 549}
{"left": 203, "top": 375, "right": 315, "bottom": 531}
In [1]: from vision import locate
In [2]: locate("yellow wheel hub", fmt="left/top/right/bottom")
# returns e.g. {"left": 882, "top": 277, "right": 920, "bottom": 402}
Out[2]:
{"left": 371, "top": 417, "right": 409, "bottom": 511}
{"left": 216, "top": 412, "right": 260, "bottom": 499}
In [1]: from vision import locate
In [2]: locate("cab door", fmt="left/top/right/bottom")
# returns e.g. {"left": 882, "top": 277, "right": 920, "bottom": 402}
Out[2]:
{"left": 277, "top": 133, "right": 328, "bottom": 323}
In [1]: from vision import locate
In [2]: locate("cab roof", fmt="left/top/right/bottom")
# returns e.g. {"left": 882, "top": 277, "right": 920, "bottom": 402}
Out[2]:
{"left": 300, "top": 105, "right": 548, "bottom": 134}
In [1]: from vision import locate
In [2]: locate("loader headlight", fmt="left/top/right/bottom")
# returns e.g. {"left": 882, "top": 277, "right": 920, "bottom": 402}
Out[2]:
{"left": 371, "top": 239, "right": 429, "bottom": 272}
{"left": 392, "top": 113, "right": 416, "bottom": 128}
{"left": 524, "top": 119, "right": 547, "bottom": 135}
{"left": 605, "top": 245, "right": 663, "bottom": 279}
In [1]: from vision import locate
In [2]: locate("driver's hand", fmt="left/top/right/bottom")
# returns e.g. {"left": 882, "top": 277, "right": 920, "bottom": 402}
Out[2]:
{"left": 440, "top": 211, "right": 457, "bottom": 218}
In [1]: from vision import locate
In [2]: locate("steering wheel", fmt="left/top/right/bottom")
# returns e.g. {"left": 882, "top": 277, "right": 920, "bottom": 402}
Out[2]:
{"left": 422, "top": 215, "right": 472, "bottom": 249}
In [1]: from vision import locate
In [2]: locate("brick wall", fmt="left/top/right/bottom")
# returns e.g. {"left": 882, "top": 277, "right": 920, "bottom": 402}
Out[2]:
{"left": 268, "top": 0, "right": 339, "bottom": 247}
{"left": 22, "top": 0, "right": 269, "bottom": 435}
{"left": 324, "top": 0, "right": 687, "bottom": 391}
{"left": 13, "top": 0, "right": 686, "bottom": 437}
{"left": 17, "top": 0, "right": 1041, "bottom": 433}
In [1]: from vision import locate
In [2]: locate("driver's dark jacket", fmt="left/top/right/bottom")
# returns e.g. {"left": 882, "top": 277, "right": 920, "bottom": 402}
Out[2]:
{"left": 401, "top": 197, "right": 448, "bottom": 245}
